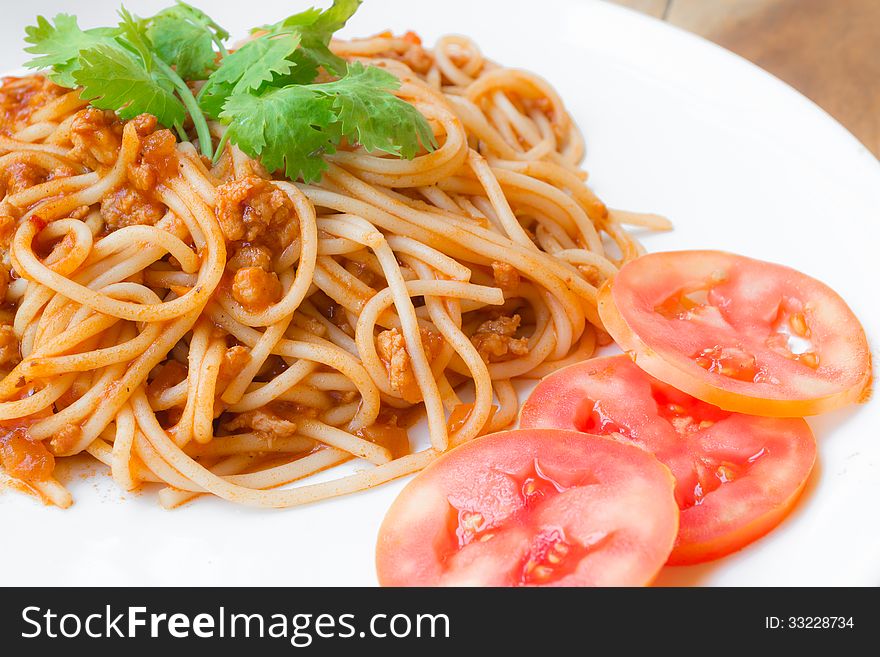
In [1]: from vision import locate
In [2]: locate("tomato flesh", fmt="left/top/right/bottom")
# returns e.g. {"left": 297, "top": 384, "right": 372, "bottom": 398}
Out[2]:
{"left": 376, "top": 429, "right": 679, "bottom": 586}
{"left": 520, "top": 355, "right": 817, "bottom": 565}
{"left": 598, "top": 250, "right": 872, "bottom": 416}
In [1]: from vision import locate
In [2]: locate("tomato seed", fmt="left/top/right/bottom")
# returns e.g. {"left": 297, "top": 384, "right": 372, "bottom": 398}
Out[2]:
{"left": 798, "top": 352, "right": 819, "bottom": 369}
{"left": 530, "top": 565, "right": 554, "bottom": 581}
{"left": 789, "top": 312, "right": 809, "bottom": 337}
{"left": 715, "top": 463, "right": 737, "bottom": 483}
{"left": 693, "top": 346, "right": 760, "bottom": 382}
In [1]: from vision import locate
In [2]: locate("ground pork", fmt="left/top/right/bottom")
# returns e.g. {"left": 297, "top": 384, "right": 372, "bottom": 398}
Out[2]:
{"left": 69, "top": 107, "right": 123, "bottom": 169}
{"left": 491, "top": 261, "right": 520, "bottom": 293}
{"left": 222, "top": 408, "right": 298, "bottom": 440}
{"left": 227, "top": 244, "right": 273, "bottom": 271}
{"left": 100, "top": 186, "right": 166, "bottom": 231}
{"left": 376, "top": 326, "right": 443, "bottom": 404}
{"left": 471, "top": 314, "right": 529, "bottom": 363}
{"left": 0, "top": 324, "right": 20, "bottom": 368}
{"left": 126, "top": 115, "right": 179, "bottom": 192}
{"left": 216, "top": 345, "right": 250, "bottom": 389}
{"left": 94, "top": 114, "right": 179, "bottom": 231}
{"left": 231, "top": 267, "right": 283, "bottom": 311}
{"left": 215, "top": 176, "right": 298, "bottom": 254}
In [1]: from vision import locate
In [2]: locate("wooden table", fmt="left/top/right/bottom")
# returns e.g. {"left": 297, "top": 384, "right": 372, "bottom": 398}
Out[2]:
{"left": 613, "top": 0, "right": 880, "bottom": 158}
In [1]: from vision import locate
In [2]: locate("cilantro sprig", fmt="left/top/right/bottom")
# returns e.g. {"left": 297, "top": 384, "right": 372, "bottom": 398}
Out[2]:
{"left": 22, "top": 0, "right": 437, "bottom": 182}
{"left": 147, "top": 2, "right": 230, "bottom": 80}
{"left": 23, "top": 15, "right": 120, "bottom": 89}
{"left": 257, "top": 0, "right": 360, "bottom": 76}
{"left": 24, "top": 3, "right": 216, "bottom": 157}
{"left": 222, "top": 63, "right": 437, "bottom": 182}
{"left": 197, "top": 32, "right": 304, "bottom": 120}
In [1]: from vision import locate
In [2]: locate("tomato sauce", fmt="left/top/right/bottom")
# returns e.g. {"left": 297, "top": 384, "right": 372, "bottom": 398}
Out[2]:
{"left": 0, "top": 75, "right": 65, "bottom": 136}
{"left": 0, "top": 427, "right": 54, "bottom": 482}
{"left": 445, "top": 402, "right": 497, "bottom": 435}
{"left": 358, "top": 422, "right": 411, "bottom": 459}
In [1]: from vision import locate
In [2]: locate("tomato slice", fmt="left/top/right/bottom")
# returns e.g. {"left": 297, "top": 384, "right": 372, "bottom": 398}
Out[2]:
{"left": 598, "top": 250, "right": 871, "bottom": 416}
{"left": 376, "top": 429, "right": 678, "bottom": 586}
{"left": 520, "top": 355, "right": 817, "bottom": 564}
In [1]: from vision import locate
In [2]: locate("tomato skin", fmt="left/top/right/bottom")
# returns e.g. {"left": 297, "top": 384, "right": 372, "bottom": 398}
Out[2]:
{"left": 520, "top": 355, "right": 817, "bottom": 565}
{"left": 669, "top": 415, "right": 814, "bottom": 564}
{"left": 376, "top": 429, "right": 679, "bottom": 587}
{"left": 598, "top": 250, "right": 872, "bottom": 417}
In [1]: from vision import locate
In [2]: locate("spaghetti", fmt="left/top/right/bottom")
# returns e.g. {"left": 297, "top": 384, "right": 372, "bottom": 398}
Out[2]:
{"left": 0, "top": 32, "right": 668, "bottom": 509}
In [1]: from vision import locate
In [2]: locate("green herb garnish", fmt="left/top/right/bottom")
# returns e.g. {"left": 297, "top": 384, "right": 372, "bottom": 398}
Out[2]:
{"left": 22, "top": 0, "right": 436, "bottom": 181}
{"left": 221, "top": 62, "right": 437, "bottom": 183}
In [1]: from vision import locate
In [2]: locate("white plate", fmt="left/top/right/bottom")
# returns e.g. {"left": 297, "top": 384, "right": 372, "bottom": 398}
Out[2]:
{"left": 1, "top": 0, "right": 878, "bottom": 586}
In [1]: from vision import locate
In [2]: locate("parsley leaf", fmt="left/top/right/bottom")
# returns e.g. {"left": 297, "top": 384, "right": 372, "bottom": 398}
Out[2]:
{"left": 221, "top": 85, "right": 337, "bottom": 183}
{"left": 312, "top": 62, "right": 437, "bottom": 159}
{"left": 23, "top": 14, "right": 118, "bottom": 88}
{"left": 198, "top": 33, "right": 302, "bottom": 119}
{"left": 73, "top": 44, "right": 186, "bottom": 127}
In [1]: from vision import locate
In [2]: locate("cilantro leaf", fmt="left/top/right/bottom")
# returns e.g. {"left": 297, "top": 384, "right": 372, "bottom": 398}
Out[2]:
{"left": 264, "top": 52, "right": 320, "bottom": 88}
{"left": 295, "top": 35, "right": 346, "bottom": 76}
{"left": 160, "top": 2, "right": 229, "bottom": 41}
{"left": 261, "top": 0, "right": 360, "bottom": 38}
{"left": 198, "top": 33, "right": 301, "bottom": 119}
{"left": 23, "top": 14, "right": 118, "bottom": 88}
{"left": 21, "top": 2, "right": 434, "bottom": 178}
{"left": 221, "top": 61, "right": 436, "bottom": 183}
{"left": 73, "top": 44, "right": 186, "bottom": 127}
{"left": 221, "top": 85, "right": 337, "bottom": 183}
{"left": 265, "top": 7, "right": 322, "bottom": 31}
{"left": 312, "top": 62, "right": 438, "bottom": 158}
{"left": 261, "top": 0, "right": 361, "bottom": 76}
{"left": 146, "top": 2, "right": 228, "bottom": 80}
{"left": 311, "top": 0, "right": 362, "bottom": 34}
{"left": 149, "top": 15, "right": 215, "bottom": 79}
{"left": 21, "top": 4, "right": 225, "bottom": 159}
{"left": 219, "top": 33, "right": 302, "bottom": 93}
{"left": 116, "top": 7, "right": 156, "bottom": 71}
{"left": 199, "top": 0, "right": 362, "bottom": 119}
